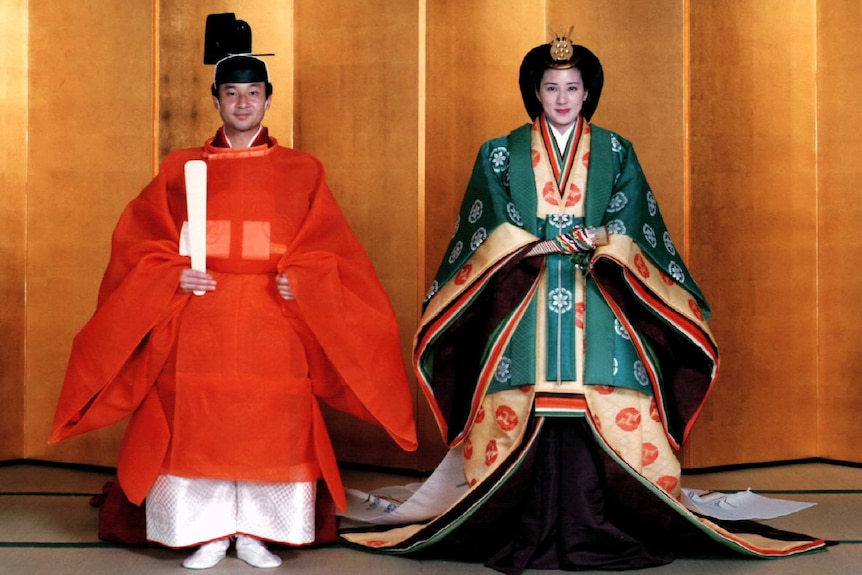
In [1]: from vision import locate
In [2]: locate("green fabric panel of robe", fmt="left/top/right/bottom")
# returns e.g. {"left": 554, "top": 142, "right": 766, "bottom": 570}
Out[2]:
{"left": 423, "top": 137, "right": 528, "bottom": 305}
{"left": 504, "top": 123, "right": 634, "bottom": 393}
{"left": 601, "top": 130, "right": 710, "bottom": 317}
{"left": 423, "top": 122, "right": 709, "bottom": 397}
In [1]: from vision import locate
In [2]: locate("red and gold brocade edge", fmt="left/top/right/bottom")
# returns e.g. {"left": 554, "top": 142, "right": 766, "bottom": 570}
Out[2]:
{"left": 414, "top": 223, "right": 540, "bottom": 446}
{"left": 593, "top": 426, "right": 827, "bottom": 557}
{"left": 594, "top": 234, "right": 715, "bottom": 340}
{"left": 340, "top": 421, "right": 546, "bottom": 552}
{"left": 420, "top": 223, "right": 538, "bottom": 323}
{"left": 592, "top": 234, "right": 719, "bottom": 447}
{"left": 534, "top": 393, "right": 589, "bottom": 417}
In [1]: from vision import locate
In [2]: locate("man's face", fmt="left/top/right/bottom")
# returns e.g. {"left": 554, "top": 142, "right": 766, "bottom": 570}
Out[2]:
{"left": 213, "top": 82, "right": 271, "bottom": 139}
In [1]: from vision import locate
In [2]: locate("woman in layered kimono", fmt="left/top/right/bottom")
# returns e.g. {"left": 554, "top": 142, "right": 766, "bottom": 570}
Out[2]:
{"left": 340, "top": 32, "right": 824, "bottom": 574}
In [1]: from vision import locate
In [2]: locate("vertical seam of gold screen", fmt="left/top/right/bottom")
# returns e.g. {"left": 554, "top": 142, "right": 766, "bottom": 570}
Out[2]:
{"left": 418, "top": 0, "right": 427, "bottom": 310}
{"left": 813, "top": 0, "right": 821, "bottom": 455}
{"left": 681, "top": 0, "right": 691, "bottom": 467}
{"left": 152, "top": 0, "right": 160, "bottom": 175}
{"left": 287, "top": 0, "right": 295, "bottom": 149}
{"left": 683, "top": 0, "right": 691, "bottom": 262}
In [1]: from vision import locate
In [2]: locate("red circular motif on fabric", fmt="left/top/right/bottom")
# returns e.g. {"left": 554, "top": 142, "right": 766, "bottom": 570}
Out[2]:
{"left": 366, "top": 540, "right": 386, "bottom": 548}
{"left": 565, "top": 184, "right": 582, "bottom": 207}
{"left": 660, "top": 270, "right": 675, "bottom": 286}
{"left": 649, "top": 398, "right": 661, "bottom": 422}
{"left": 485, "top": 440, "right": 499, "bottom": 466}
{"left": 615, "top": 407, "right": 642, "bottom": 432}
{"left": 519, "top": 385, "right": 532, "bottom": 393}
{"left": 634, "top": 254, "right": 650, "bottom": 278}
{"left": 454, "top": 264, "right": 473, "bottom": 285}
{"left": 463, "top": 438, "right": 473, "bottom": 460}
{"left": 582, "top": 151, "right": 591, "bottom": 167}
{"left": 688, "top": 299, "right": 704, "bottom": 321}
{"left": 469, "top": 477, "right": 478, "bottom": 487}
{"left": 532, "top": 149, "right": 541, "bottom": 167}
{"left": 542, "top": 182, "right": 560, "bottom": 206}
{"left": 475, "top": 406, "right": 485, "bottom": 424}
{"left": 575, "top": 302, "right": 585, "bottom": 329}
{"left": 657, "top": 475, "right": 679, "bottom": 493}
{"left": 642, "top": 442, "right": 659, "bottom": 466}
{"left": 594, "top": 385, "right": 615, "bottom": 395}
{"left": 495, "top": 405, "right": 519, "bottom": 432}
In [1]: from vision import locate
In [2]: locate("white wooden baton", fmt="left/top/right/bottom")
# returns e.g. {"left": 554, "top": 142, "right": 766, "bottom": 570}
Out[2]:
{"left": 184, "top": 160, "right": 207, "bottom": 296}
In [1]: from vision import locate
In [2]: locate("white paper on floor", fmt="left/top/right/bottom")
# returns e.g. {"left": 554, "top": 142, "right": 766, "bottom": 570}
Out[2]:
{"left": 340, "top": 446, "right": 469, "bottom": 526}
{"left": 681, "top": 488, "right": 816, "bottom": 521}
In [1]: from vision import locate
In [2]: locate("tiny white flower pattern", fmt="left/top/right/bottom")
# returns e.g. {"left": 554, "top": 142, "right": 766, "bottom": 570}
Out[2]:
{"left": 663, "top": 231, "right": 676, "bottom": 256}
{"left": 606, "top": 219, "right": 627, "bottom": 235}
{"left": 613, "top": 357, "right": 619, "bottom": 376}
{"left": 634, "top": 360, "right": 650, "bottom": 387}
{"left": 643, "top": 224, "right": 657, "bottom": 248}
{"left": 614, "top": 318, "right": 631, "bottom": 341}
{"left": 495, "top": 356, "right": 512, "bottom": 383}
{"left": 647, "top": 191, "right": 657, "bottom": 216}
{"left": 448, "top": 240, "right": 463, "bottom": 264}
{"left": 507, "top": 203, "right": 523, "bottom": 226}
{"left": 490, "top": 147, "right": 509, "bottom": 173}
{"left": 611, "top": 134, "right": 622, "bottom": 153}
{"left": 548, "top": 287, "right": 574, "bottom": 314}
{"left": 607, "top": 192, "right": 628, "bottom": 213}
{"left": 471, "top": 228, "right": 487, "bottom": 251}
{"left": 452, "top": 215, "right": 460, "bottom": 238}
{"left": 548, "top": 214, "right": 574, "bottom": 229}
{"left": 468, "top": 200, "right": 483, "bottom": 223}
{"left": 668, "top": 261, "right": 685, "bottom": 283}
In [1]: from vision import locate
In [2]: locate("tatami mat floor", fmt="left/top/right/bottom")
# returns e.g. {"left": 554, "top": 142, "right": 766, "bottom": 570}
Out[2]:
{"left": 1, "top": 461, "right": 860, "bottom": 574}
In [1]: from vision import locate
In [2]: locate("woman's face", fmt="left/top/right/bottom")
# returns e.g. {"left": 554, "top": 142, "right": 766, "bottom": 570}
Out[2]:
{"left": 536, "top": 67, "right": 588, "bottom": 132}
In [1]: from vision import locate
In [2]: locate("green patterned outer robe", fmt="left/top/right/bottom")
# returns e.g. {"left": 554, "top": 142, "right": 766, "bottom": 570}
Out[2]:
{"left": 418, "top": 122, "right": 715, "bottom": 448}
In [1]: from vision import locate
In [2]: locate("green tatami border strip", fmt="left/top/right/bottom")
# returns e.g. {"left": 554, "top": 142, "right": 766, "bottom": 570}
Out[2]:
{"left": 12, "top": 491, "right": 859, "bottom": 498}
{"left": 694, "top": 489, "right": 862, "bottom": 496}
{"left": 0, "top": 492, "right": 96, "bottom": 497}
{"left": 1, "top": 540, "right": 861, "bottom": 549}
{"left": 3, "top": 489, "right": 862, "bottom": 498}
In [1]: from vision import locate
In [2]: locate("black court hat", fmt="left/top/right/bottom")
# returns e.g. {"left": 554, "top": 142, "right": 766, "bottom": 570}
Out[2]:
{"left": 204, "top": 13, "right": 272, "bottom": 91}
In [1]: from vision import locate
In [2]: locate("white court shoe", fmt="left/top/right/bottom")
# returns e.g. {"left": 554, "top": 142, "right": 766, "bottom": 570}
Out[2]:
{"left": 182, "top": 537, "right": 230, "bottom": 569}
{"left": 236, "top": 534, "right": 283, "bottom": 568}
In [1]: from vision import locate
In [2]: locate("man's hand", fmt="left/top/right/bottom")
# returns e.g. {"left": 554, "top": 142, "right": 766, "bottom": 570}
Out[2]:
{"left": 179, "top": 268, "right": 217, "bottom": 294}
{"left": 276, "top": 273, "right": 295, "bottom": 300}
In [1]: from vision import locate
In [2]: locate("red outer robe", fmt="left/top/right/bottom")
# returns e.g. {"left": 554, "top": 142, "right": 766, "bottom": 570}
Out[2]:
{"left": 50, "top": 133, "right": 417, "bottom": 511}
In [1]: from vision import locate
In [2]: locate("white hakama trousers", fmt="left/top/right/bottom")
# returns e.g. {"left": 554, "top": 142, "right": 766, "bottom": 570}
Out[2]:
{"left": 145, "top": 474, "right": 316, "bottom": 547}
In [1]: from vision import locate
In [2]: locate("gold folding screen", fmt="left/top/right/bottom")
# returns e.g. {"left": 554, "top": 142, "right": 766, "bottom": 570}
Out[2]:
{"left": 0, "top": 0, "right": 28, "bottom": 461}
{"left": 6, "top": 0, "right": 860, "bottom": 470}
{"left": 685, "top": 2, "right": 821, "bottom": 465}
{"left": 293, "top": 0, "right": 429, "bottom": 468}
{"left": 21, "top": 0, "right": 156, "bottom": 466}
{"left": 814, "top": 0, "right": 862, "bottom": 462}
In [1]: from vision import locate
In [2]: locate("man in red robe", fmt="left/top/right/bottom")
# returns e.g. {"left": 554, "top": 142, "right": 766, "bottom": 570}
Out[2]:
{"left": 50, "top": 38, "right": 416, "bottom": 569}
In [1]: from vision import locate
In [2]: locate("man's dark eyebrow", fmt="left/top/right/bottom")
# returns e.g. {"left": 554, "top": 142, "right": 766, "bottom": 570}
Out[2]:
{"left": 220, "top": 82, "right": 265, "bottom": 90}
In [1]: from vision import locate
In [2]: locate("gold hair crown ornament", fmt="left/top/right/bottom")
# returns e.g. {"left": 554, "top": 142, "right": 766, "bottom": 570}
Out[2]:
{"left": 548, "top": 25, "right": 575, "bottom": 62}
